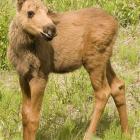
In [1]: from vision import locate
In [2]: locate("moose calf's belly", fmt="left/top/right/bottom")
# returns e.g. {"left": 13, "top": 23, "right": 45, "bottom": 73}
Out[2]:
{"left": 53, "top": 48, "right": 83, "bottom": 73}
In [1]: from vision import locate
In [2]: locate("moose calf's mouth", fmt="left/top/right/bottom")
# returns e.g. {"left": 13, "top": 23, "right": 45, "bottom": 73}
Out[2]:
{"left": 41, "top": 32, "right": 54, "bottom": 41}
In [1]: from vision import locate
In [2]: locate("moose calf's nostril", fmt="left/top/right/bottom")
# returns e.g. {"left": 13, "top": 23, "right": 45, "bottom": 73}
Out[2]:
{"left": 47, "top": 25, "right": 56, "bottom": 37}
{"left": 47, "top": 29, "right": 53, "bottom": 37}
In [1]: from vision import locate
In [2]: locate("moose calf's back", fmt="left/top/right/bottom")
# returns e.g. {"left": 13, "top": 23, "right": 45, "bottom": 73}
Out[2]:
{"left": 51, "top": 8, "right": 118, "bottom": 73}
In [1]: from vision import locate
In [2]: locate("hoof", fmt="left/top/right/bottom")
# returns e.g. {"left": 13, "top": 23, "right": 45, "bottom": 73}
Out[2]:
{"left": 83, "top": 132, "right": 101, "bottom": 140}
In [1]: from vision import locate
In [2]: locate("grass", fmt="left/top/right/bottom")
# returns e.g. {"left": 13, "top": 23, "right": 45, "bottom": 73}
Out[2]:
{"left": 0, "top": 0, "right": 140, "bottom": 140}
{"left": 0, "top": 25, "right": 140, "bottom": 140}
{"left": 0, "top": 0, "right": 14, "bottom": 69}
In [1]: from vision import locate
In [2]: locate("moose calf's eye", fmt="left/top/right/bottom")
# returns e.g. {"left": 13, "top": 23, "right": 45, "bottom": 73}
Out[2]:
{"left": 27, "top": 11, "right": 35, "bottom": 18}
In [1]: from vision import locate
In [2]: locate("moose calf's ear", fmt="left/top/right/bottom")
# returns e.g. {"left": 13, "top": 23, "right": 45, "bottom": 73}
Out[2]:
{"left": 17, "top": 0, "right": 26, "bottom": 11}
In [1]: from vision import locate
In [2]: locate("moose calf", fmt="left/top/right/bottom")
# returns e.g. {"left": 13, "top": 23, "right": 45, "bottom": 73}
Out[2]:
{"left": 8, "top": 0, "right": 129, "bottom": 139}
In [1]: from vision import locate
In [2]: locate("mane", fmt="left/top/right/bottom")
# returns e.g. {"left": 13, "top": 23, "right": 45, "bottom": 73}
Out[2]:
{"left": 8, "top": 18, "right": 40, "bottom": 77}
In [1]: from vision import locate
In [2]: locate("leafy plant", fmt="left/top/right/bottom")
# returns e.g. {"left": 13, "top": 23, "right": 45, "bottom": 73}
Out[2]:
{"left": 0, "top": 0, "right": 15, "bottom": 70}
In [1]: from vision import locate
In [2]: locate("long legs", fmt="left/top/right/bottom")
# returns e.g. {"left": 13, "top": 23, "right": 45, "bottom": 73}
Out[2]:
{"left": 19, "top": 76, "right": 31, "bottom": 140}
{"left": 19, "top": 63, "right": 128, "bottom": 140}
{"left": 106, "top": 61, "right": 129, "bottom": 133}
{"left": 19, "top": 76, "right": 47, "bottom": 140}
{"left": 84, "top": 64, "right": 111, "bottom": 140}
{"left": 84, "top": 59, "right": 128, "bottom": 140}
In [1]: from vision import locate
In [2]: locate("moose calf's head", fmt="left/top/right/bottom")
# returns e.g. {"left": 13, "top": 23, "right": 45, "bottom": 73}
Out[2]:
{"left": 17, "top": 0, "right": 56, "bottom": 41}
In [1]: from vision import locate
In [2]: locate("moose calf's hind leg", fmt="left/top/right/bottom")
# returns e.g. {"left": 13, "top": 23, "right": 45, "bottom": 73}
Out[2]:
{"left": 107, "top": 62, "right": 129, "bottom": 133}
{"left": 84, "top": 69, "right": 111, "bottom": 140}
{"left": 107, "top": 62, "right": 128, "bottom": 133}
{"left": 112, "top": 79, "right": 129, "bottom": 133}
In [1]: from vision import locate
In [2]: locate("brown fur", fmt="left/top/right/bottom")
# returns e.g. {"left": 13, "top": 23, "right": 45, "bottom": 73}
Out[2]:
{"left": 7, "top": 0, "right": 129, "bottom": 140}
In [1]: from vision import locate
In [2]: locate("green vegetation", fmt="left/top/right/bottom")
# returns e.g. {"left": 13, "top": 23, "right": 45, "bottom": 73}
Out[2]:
{"left": 0, "top": 0, "right": 14, "bottom": 70}
{"left": 0, "top": 0, "right": 140, "bottom": 69}
{"left": 0, "top": 0, "right": 140, "bottom": 140}
{"left": 47, "top": 0, "right": 140, "bottom": 26}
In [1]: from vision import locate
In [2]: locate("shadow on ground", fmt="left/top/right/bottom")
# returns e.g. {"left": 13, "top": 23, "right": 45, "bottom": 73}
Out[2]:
{"left": 36, "top": 112, "right": 118, "bottom": 140}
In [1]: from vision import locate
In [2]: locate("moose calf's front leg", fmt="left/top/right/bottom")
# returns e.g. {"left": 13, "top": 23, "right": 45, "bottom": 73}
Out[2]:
{"left": 20, "top": 77, "right": 47, "bottom": 140}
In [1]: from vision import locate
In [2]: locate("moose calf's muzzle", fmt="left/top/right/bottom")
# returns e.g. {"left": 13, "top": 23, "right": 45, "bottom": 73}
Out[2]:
{"left": 42, "top": 24, "right": 57, "bottom": 41}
